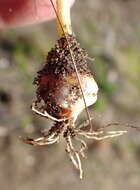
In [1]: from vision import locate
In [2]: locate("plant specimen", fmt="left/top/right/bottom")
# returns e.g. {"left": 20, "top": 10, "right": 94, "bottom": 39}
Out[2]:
{"left": 20, "top": 0, "right": 127, "bottom": 179}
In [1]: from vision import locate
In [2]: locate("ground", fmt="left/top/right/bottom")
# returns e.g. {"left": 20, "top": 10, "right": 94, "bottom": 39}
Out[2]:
{"left": 0, "top": 0, "right": 140, "bottom": 189}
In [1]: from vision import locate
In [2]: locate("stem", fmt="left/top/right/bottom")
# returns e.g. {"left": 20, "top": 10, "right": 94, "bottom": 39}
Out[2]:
{"left": 56, "top": 0, "right": 72, "bottom": 36}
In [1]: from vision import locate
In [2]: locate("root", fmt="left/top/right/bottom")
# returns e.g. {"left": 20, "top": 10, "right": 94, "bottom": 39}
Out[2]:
{"left": 31, "top": 102, "right": 67, "bottom": 122}
{"left": 65, "top": 135, "right": 84, "bottom": 179}
{"left": 76, "top": 129, "right": 127, "bottom": 140}
{"left": 19, "top": 132, "right": 60, "bottom": 146}
{"left": 21, "top": 118, "right": 129, "bottom": 179}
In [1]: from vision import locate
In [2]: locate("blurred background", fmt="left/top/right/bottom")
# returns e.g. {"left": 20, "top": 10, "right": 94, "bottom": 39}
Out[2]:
{"left": 0, "top": 0, "right": 140, "bottom": 189}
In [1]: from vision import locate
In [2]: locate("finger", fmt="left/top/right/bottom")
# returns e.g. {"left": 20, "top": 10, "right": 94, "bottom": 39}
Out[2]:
{"left": 0, "top": 0, "right": 75, "bottom": 29}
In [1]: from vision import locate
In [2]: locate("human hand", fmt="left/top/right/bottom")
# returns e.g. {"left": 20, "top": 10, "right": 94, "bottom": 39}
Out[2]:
{"left": 0, "top": 0, "right": 75, "bottom": 29}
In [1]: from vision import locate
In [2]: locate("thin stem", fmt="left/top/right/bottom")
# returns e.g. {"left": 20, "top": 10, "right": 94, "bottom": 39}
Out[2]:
{"left": 56, "top": 0, "right": 72, "bottom": 36}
